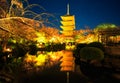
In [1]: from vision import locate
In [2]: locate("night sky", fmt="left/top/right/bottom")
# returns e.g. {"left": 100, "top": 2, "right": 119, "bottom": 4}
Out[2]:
{"left": 28, "top": 0, "right": 120, "bottom": 30}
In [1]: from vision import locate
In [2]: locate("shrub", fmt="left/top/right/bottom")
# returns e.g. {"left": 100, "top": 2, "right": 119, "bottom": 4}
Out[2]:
{"left": 87, "top": 42, "right": 105, "bottom": 51}
{"left": 80, "top": 47, "right": 104, "bottom": 60}
{"left": 29, "top": 44, "right": 37, "bottom": 55}
{"left": 73, "top": 43, "right": 87, "bottom": 58}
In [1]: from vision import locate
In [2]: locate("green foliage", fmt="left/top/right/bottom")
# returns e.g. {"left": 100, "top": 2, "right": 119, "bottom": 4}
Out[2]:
{"left": 0, "top": 57, "right": 23, "bottom": 75}
{"left": 12, "top": 43, "right": 28, "bottom": 57}
{"left": 80, "top": 47, "right": 104, "bottom": 60}
{"left": 10, "top": 57, "right": 22, "bottom": 68}
{"left": 45, "top": 43, "right": 65, "bottom": 52}
{"left": 94, "top": 23, "right": 117, "bottom": 32}
{"left": 29, "top": 44, "right": 37, "bottom": 55}
{"left": 87, "top": 42, "right": 105, "bottom": 51}
{"left": 0, "top": 45, "right": 2, "bottom": 52}
{"left": 73, "top": 43, "right": 87, "bottom": 58}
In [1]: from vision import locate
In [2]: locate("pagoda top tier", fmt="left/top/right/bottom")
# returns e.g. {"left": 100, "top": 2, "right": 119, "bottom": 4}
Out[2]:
{"left": 61, "top": 15, "right": 75, "bottom": 21}
{"left": 60, "top": 3, "right": 76, "bottom": 37}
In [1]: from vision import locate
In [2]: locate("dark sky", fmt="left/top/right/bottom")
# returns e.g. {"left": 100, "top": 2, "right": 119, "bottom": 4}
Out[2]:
{"left": 28, "top": 0, "right": 120, "bottom": 30}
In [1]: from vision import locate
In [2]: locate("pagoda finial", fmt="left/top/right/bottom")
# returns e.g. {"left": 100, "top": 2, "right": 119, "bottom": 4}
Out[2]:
{"left": 67, "top": 3, "right": 70, "bottom": 15}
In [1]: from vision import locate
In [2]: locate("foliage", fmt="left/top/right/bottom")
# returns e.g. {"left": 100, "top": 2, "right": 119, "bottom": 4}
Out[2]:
{"left": 94, "top": 23, "right": 117, "bottom": 32}
{"left": 6, "top": 57, "right": 23, "bottom": 73}
{"left": 87, "top": 42, "right": 105, "bottom": 51}
{"left": 73, "top": 43, "right": 87, "bottom": 58}
{"left": 0, "top": 45, "right": 2, "bottom": 52}
{"left": 45, "top": 43, "right": 65, "bottom": 52}
{"left": 38, "top": 27, "right": 60, "bottom": 38}
{"left": 0, "top": 56, "right": 23, "bottom": 82}
{"left": 80, "top": 47, "right": 104, "bottom": 60}
{"left": 0, "top": 0, "right": 9, "bottom": 18}
{"left": 12, "top": 43, "right": 28, "bottom": 57}
{"left": 73, "top": 43, "right": 87, "bottom": 65}
{"left": 29, "top": 43, "right": 37, "bottom": 55}
{"left": 0, "top": 0, "right": 58, "bottom": 49}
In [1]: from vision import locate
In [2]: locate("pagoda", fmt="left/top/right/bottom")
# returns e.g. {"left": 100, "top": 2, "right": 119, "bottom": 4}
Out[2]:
{"left": 60, "top": 4, "right": 75, "bottom": 41}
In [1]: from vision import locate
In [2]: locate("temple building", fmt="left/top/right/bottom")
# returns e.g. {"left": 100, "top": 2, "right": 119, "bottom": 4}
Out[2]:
{"left": 60, "top": 4, "right": 75, "bottom": 43}
{"left": 97, "top": 27, "right": 120, "bottom": 45}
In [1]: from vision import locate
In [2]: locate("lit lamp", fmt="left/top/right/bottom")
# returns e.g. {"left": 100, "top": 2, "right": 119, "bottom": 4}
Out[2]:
{"left": 5, "top": 47, "right": 12, "bottom": 58}
{"left": 6, "top": 48, "right": 12, "bottom": 52}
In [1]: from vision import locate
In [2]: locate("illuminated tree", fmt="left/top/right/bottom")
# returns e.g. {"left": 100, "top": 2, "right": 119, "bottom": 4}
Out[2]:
{"left": 0, "top": 0, "right": 9, "bottom": 18}
{"left": 0, "top": 0, "right": 59, "bottom": 53}
{"left": 94, "top": 23, "right": 117, "bottom": 32}
{"left": 0, "top": 17, "right": 38, "bottom": 52}
{"left": 38, "top": 27, "right": 60, "bottom": 42}
{"left": 0, "top": 0, "right": 45, "bottom": 18}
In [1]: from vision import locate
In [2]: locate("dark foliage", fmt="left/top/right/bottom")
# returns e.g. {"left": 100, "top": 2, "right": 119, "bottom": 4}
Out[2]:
{"left": 12, "top": 43, "right": 28, "bottom": 57}
{"left": 73, "top": 43, "right": 87, "bottom": 58}
{"left": 87, "top": 42, "right": 105, "bottom": 51}
{"left": 80, "top": 47, "right": 104, "bottom": 60}
{"left": 73, "top": 43, "right": 87, "bottom": 65}
{"left": 29, "top": 44, "right": 37, "bottom": 55}
{"left": 45, "top": 43, "right": 65, "bottom": 52}
{"left": 79, "top": 61, "right": 118, "bottom": 83}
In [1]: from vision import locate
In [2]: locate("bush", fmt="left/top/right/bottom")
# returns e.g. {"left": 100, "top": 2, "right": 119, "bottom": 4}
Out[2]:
{"left": 73, "top": 43, "right": 87, "bottom": 58}
{"left": 12, "top": 43, "right": 28, "bottom": 57}
{"left": 29, "top": 44, "right": 37, "bottom": 55}
{"left": 80, "top": 47, "right": 104, "bottom": 60}
{"left": 87, "top": 42, "right": 105, "bottom": 51}
{"left": 45, "top": 43, "right": 65, "bottom": 52}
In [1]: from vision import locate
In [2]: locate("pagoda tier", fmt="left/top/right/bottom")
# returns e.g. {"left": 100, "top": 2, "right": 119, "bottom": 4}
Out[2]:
{"left": 60, "top": 4, "right": 76, "bottom": 37}
{"left": 60, "top": 15, "right": 75, "bottom": 36}
{"left": 60, "top": 21, "right": 75, "bottom": 26}
{"left": 61, "top": 30, "right": 74, "bottom": 36}
{"left": 61, "top": 15, "right": 75, "bottom": 21}
{"left": 60, "top": 25, "right": 75, "bottom": 30}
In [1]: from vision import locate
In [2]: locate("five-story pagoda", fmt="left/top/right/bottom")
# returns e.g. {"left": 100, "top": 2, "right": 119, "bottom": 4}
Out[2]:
{"left": 60, "top": 4, "right": 75, "bottom": 39}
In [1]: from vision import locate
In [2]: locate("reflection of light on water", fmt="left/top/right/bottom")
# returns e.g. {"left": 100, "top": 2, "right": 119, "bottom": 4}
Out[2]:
{"left": 47, "top": 51, "right": 63, "bottom": 61}
{"left": 24, "top": 51, "right": 64, "bottom": 70}
{"left": 35, "top": 54, "right": 48, "bottom": 66}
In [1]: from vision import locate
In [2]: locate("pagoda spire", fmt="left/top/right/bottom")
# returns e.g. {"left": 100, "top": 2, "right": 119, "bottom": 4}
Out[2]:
{"left": 67, "top": 3, "right": 70, "bottom": 15}
{"left": 60, "top": 3, "right": 75, "bottom": 37}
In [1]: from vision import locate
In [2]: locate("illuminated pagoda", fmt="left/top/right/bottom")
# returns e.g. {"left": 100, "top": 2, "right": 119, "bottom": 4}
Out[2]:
{"left": 60, "top": 4, "right": 75, "bottom": 42}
